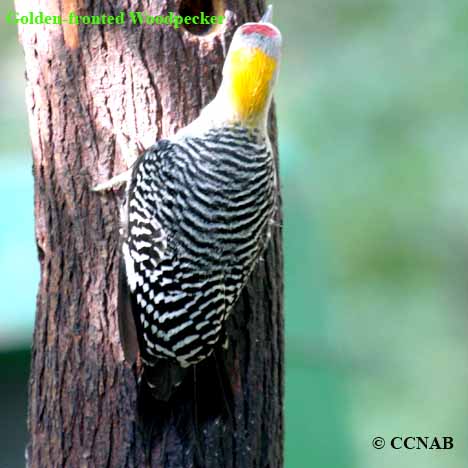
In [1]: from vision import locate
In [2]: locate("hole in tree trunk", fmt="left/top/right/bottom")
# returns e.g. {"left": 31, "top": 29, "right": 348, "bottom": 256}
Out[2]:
{"left": 178, "top": 0, "right": 224, "bottom": 35}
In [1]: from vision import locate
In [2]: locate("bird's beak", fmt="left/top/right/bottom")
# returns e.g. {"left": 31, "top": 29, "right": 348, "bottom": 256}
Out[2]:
{"left": 260, "top": 4, "right": 273, "bottom": 23}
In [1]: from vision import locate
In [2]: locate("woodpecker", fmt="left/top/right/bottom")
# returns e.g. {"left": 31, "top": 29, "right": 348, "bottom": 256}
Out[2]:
{"left": 95, "top": 6, "right": 281, "bottom": 401}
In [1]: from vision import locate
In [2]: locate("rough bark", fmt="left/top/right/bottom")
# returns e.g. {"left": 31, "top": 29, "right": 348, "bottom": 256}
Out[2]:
{"left": 18, "top": 0, "right": 283, "bottom": 466}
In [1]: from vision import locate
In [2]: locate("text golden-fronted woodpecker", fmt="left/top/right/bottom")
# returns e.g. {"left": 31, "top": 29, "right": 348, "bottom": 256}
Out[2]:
{"left": 95, "top": 6, "right": 282, "bottom": 401}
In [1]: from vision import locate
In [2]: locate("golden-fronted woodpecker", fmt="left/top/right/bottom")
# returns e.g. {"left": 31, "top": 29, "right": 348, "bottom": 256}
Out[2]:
{"left": 95, "top": 5, "right": 281, "bottom": 401}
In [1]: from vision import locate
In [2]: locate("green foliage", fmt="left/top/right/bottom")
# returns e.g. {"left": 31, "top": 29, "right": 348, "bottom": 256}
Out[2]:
{"left": 276, "top": 1, "right": 468, "bottom": 466}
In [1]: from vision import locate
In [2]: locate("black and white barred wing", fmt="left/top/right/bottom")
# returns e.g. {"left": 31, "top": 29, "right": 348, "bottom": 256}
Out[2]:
{"left": 118, "top": 143, "right": 167, "bottom": 364}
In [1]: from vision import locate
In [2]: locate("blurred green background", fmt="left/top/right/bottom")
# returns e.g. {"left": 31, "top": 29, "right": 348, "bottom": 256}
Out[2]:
{"left": 1, "top": 1, "right": 468, "bottom": 467}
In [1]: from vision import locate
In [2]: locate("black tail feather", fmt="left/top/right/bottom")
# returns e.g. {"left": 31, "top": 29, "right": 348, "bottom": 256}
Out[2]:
{"left": 142, "top": 358, "right": 188, "bottom": 402}
{"left": 136, "top": 360, "right": 186, "bottom": 465}
{"left": 136, "top": 348, "right": 234, "bottom": 467}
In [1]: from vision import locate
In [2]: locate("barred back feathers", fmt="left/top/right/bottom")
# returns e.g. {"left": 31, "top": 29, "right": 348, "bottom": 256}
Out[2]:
{"left": 123, "top": 126, "right": 275, "bottom": 371}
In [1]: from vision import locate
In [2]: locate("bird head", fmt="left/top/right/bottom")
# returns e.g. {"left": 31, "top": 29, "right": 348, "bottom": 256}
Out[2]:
{"left": 217, "top": 5, "right": 282, "bottom": 129}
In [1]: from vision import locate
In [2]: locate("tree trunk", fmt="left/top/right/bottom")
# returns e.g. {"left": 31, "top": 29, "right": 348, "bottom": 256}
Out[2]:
{"left": 18, "top": 0, "right": 283, "bottom": 466}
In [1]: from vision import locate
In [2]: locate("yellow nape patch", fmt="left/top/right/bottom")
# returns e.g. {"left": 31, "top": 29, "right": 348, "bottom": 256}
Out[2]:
{"left": 228, "top": 47, "right": 276, "bottom": 124}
